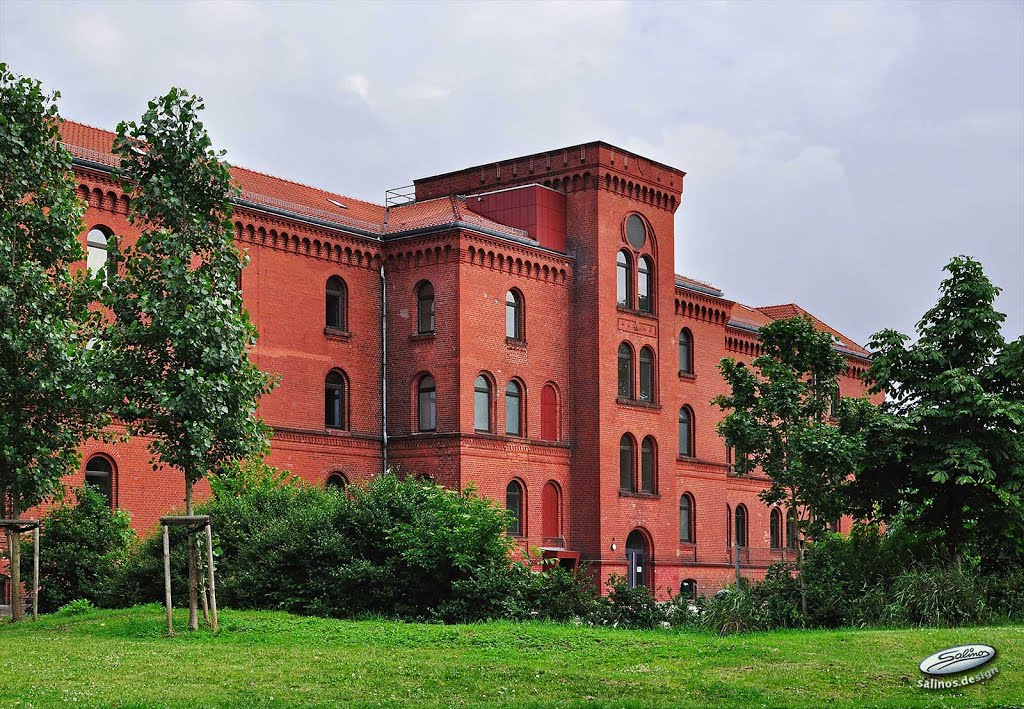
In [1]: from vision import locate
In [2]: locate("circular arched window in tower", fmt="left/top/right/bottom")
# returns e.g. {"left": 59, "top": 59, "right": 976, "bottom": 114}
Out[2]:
{"left": 625, "top": 214, "right": 647, "bottom": 249}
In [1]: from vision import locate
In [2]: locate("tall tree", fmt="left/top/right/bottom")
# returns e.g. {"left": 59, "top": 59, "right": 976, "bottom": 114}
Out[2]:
{"left": 0, "top": 65, "right": 106, "bottom": 621}
{"left": 714, "top": 316, "right": 875, "bottom": 615}
{"left": 106, "top": 88, "right": 274, "bottom": 630}
{"left": 854, "top": 256, "right": 1024, "bottom": 568}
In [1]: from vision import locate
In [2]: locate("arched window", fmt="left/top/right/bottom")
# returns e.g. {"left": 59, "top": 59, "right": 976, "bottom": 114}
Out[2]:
{"left": 417, "top": 281, "right": 435, "bottom": 334}
{"left": 326, "top": 276, "right": 347, "bottom": 330}
{"left": 505, "top": 289, "right": 523, "bottom": 340}
{"left": 678, "top": 329, "right": 693, "bottom": 374}
{"left": 619, "top": 434, "right": 635, "bottom": 492}
{"left": 540, "top": 384, "right": 559, "bottom": 441}
{"left": 616, "top": 250, "right": 632, "bottom": 307}
{"left": 417, "top": 374, "right": 436, "bottom": 432}
{"left": 506, "top": 480, "right": 524, "bottom": 536}
{"left": 542, "top": 481, "right": 561, "bottom": 540}
{"left": 639, "top": 346, "right": 655, "bottom": 402}
{"left": 787, "top": 509, "right": 798, "bottom": 549}
{"left": 735, "top": 505, "right": 748, "bottom": 548}
{"left": 326, "top": 473, "right": 348, "bottom": 490}
{"left": 86, "top": 227, "right": 110, "bottom": 276}
{"left": 770, "top": 508, "right": 782, "bottom": 549}
{"left": 85, "top": 455, "right": 113, "bottom": 506}
{"left": 680, "top": 578, "right": 698, "bottom": 599}
{"left": 678, "top": 407, "right": 693, "bottom": 457}
{"left": 679, "top": 493, "right": 694, "bottom": 543}
{"left": 726, "top": 505, "right": 732, "bottom": 548}
{"left": 505, "top": 380, "right": 523, "bottom": 436}
{"left": 474, "top": 375, "right": 492, "bottom": 432}
{"left": 617, "top": 343, "right": 633, "bottom": 399}
{"left": 637, "top": 255, "right": 654, "bottom": 313}
{"left": 640, "top": 436, "right": 656, "bottom": 493}
{"left": 325, "top": 370, "right": 347, "bottom": 429}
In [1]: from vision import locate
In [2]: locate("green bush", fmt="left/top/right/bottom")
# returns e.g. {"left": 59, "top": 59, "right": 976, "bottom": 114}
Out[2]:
{"left": 25, "top": 486, "right": 135, "bottom": 613}
{"left": 886, "top": 566, "right": 992, "bottom": 627}
{"left": 589, "top": 575, "right": 668, "bottom": 630}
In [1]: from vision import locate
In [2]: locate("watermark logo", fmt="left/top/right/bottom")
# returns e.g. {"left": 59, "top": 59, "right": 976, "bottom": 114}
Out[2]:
{"left": 917, "top": 644, "right": 999, "bottom": 690}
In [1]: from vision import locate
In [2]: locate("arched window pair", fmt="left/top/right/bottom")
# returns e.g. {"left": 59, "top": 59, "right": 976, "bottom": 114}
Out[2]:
{"left": 678, "top": 407, "right": 694, "bottom": 457}
{"left": 85, "top": 455, "right": 115, "bottom": 507}
{"left": 506, "top": 479, "right": 563, "bottom": 539}
{"left": 325, "top": 369, "right": 348, "bottom": 429}
{"left": 475, "top": 375, "right": 527, "bottom": 436}
{"left": 505, "top": 289, "right": 524, "bottom": 340}
{"left": 616, "top": 250, "right": 655, "bottom": 313}
{"left": 678, "top": 328, "right": 694, "bottom": 374}
{"left": 617, "top": 343, "right": 656, "bottom": 402}
{"left": 619, "top": 434, "right": 656, "bottom": 493}
{"left": 679, "top": 493, "right": 695, "bottom": 543}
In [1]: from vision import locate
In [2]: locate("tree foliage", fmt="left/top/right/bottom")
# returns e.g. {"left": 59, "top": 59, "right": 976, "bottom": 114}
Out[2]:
{"left": 104, "top": 88, "right": 275, "bottom": 629}
{"left": 0, "top": 64, "right": 106, "bottom": 620}
{"left": 104, "top": 88, "right": 274, "bottom": 499}
{"left": 714, "top": 316, "right": 880, "bottom": 614}
{"left": 855, "top": 256, "right": 1024, "bottom": 567}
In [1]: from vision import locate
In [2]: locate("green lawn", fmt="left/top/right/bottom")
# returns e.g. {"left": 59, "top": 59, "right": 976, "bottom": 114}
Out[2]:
{"left": 0, "top": 606, "right": 1020, "bottom": 708}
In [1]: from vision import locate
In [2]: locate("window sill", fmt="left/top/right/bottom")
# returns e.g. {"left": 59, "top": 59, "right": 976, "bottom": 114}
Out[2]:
{"left": 324, "top": 426, "right": 351, "bottom": 435}
{"left": 324, "top": 327, "right": 352, "bottom": 341}
{"left": 616, "top": 305, "right": 657, "bottom": 320}
{"left": 678, "top": 371, "right": 696, "bottom": 381}
{"left": 505, "top": 337, "right": 527, "bottom": 350}
{"left": 619, "top": 490, "right": 660, "bottom": 500}
{"left": 409, "top": 332, "right": 436, "bottom": 342}
{"left": 616, "top": 397, "right": 661, "bottom": 411}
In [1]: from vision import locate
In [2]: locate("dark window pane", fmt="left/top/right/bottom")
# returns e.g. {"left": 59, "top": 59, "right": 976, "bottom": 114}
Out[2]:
{"left": 680, "top": 495, "right": 692, "bottom": 542}
{"left": 679, "top": 330, "right": 692, "bottom": 373}
{"left": 619, "top": 435, "right": 634, "bottom": 491}
{"left": 637, "top": 257, "right": 652, "bottom": 313}
{"left": 626, "top": 215, "right": 646, "bottom": 249}
{"left": 418, "top": 283, "right": 435, "bottom": 334}
{"left": 616, "top": 251, "right": 630, "bottom": 307}
{"left": 618, "top": 344, "right": 632, "bottom": 399}
{"left": 418, "top": 375, "right": 436, "bottom": 431}
{"left": 736, "top": 506, "right": 747, "bottom": 548}
{"left": 506, "top": 482, "right": 522, "bottom": 536}
{"left": 505, "top": 291, "right": 521, "bottom": 339}
{"left": 325, "top": 371, "right": 345, "bottom": 429}
{"left": 770, "top": 509, "right": 782, "bottom": 548}
{"left": 85, "top": 456, "right": 113, "bottom": 506}
{"left": 641, "top": 438, "right": 655, "bottom": 492}
{"left": 639, "top": 347, "right": 654, "bottom": 402}
{"left": 326, "top": 277, "right": 345, "bottom": 330}
{"left": 679, "top": 408, "right": 691, "bottom": 456}
{"left": 474, "top": 375, "right": 491, "bottom": 431}
{"left": 506, "top": 381, "right": 521, "bottom": 436}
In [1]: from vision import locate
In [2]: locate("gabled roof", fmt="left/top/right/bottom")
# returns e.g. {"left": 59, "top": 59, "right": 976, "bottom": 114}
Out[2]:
{"left": 384, "top": 195, "right": 529, "bottom": 240}
{"left": 756, "top": 304, "right": 869, "bottom": 356}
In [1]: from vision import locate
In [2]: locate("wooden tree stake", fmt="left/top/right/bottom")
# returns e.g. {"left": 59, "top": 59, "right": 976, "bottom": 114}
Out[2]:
{"left": 31, "top": 527, "right": 39, "bottom": 621}
{"left": 162, "top": 524, "right": 173, "bottom": 635}
{"left": 205, "top": 522, "right": 218, "bottom": 631}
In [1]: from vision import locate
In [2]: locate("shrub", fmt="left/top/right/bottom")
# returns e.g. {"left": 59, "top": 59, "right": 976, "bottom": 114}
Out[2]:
{"left": 886, "top": 566, "right": 992, "bottom": 627}
{"left": 25, "top": 486, "right": 135, "bottom": 613}
{"left": 589, "top": 575, "right": 667, "bottom": 629}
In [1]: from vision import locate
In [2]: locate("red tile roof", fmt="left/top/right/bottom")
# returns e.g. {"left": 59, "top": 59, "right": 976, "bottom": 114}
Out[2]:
{"left": 755, "top": 303, "right": 869, "bottom": 356}
{"left": 61, "top": 119, "right": 525, "bottom": 240}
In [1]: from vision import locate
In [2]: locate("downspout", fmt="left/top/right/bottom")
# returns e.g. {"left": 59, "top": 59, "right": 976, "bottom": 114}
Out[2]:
{"left": 380, "top": 262, "right": 388, "bottom": 476}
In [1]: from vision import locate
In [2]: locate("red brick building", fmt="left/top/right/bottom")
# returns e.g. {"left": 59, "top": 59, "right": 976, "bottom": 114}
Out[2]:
{"left": 4, "top": 122, "right": 878, "bottom": 605}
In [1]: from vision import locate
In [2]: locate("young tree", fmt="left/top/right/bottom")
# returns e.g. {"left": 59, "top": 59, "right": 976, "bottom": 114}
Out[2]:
{"left": 854, "top": 256, "right": 1024, "bottom": 568}
{"left": 0, "top": 65, "right": 106, "bottom": 621}
{"left": 106, "top": 88, "right": 275, "bottom": 630}
{"left": 713, "top": 316, "right": 874, "bottom": 615}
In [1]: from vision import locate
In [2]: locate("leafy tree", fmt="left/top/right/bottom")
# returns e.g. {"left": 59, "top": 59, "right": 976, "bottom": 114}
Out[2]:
{"left": 713, "top": 316, "right": 875, "bottom": 615}
{"left": 0, "top": 65, "right": 106, "bottom": 621}
{"left": 855, "top": 256, "right": 1024, "bottom": 569}
{"left": 105, "top": 88, "right": 275, "bottom": 630}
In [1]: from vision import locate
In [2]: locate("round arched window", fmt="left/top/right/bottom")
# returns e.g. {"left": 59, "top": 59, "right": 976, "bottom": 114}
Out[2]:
{"left": 625, "top": 214, "right": 647, "bottom": 249}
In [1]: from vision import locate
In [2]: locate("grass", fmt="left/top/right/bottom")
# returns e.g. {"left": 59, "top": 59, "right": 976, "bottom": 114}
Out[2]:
{"left": 0, "top": 606, "right": 1020, "bottom": 708}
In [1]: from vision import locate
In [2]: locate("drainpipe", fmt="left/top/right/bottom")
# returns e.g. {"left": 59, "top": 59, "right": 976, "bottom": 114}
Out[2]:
{"left": 380, "top": 263, "right": 388, "bottom": 476}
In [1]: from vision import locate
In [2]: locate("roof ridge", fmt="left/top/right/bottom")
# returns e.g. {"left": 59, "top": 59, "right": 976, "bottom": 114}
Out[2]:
{"left": 230, "top": 163, "right": 383, "bottom": 210}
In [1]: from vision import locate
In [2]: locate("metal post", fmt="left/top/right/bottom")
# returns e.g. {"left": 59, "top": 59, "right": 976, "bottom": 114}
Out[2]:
{"left": 32, "top": 526, "right": 39, "bottom": 621}
{"left": 205, "top": 523, "right": 218, "bottom": 632}
{"left": 162, "top": 524, "right": 173, "bottom": 635}
{"left": 734, "top": 541, "right": 741, "bottom": 585}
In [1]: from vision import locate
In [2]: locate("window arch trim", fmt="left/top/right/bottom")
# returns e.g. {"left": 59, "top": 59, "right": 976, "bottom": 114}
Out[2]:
{"left": 678, "top": 328, "right": 694, "bottom": 375}
{"left": 678, "top": 405, "right": 694, "bottom": 458}
{"left": 505, "top": 478, "right": 526, "bottom": 537}
{"left": 84, "top": 453, "right": 116, "bottom": 508}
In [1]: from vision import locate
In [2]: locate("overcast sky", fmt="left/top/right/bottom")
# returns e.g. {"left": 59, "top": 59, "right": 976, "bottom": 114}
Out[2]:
{"left": 2, "top": 0, "right": 1021, "bottom": 346}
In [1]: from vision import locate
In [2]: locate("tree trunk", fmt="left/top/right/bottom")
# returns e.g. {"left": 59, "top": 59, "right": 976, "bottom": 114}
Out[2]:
{"left": 797, "top": 535, "right": 807, "bottom": 618}
{"left": 9, "top": 498, "right": 22, "bottom": 622}
{"left": 185, "top": 476, "right": 198, "bottom": 632}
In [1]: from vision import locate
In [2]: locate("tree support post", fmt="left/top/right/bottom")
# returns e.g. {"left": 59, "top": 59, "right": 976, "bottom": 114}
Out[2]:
{"left": 162, "top": 523, "right": 173, "bottom": 635}
{"left": 205, "top": 522, "right": 218, "bottom": 631}
{"left": 31, "top": 526, "right": 39, "bottom": 622}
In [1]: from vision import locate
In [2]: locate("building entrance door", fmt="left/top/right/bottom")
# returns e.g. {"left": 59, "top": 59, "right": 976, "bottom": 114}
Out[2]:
{"left": 625, "top": 530, "right": 648, "bottom": 589}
